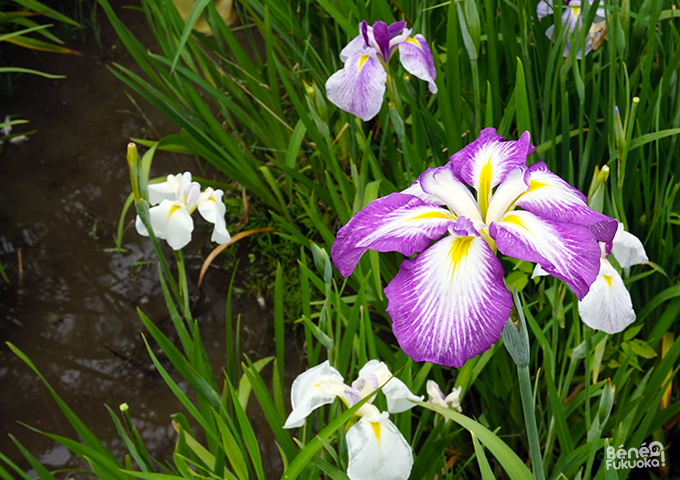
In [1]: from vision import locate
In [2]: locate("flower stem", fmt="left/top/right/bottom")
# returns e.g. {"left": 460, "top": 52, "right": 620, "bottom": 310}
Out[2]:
{"left": 386, "top": 72, "right": 404, "bottom": 119}
{"left": 471, "top": 58, "right": 482, "bottom": 136}
{"left": 517, "top": 364, "right": 546, "bottom": 480}
{"left": 174, "top": 249, "right": 191, "bottom": 316}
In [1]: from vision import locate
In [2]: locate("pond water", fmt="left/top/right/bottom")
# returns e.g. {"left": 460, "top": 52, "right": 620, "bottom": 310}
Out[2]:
{"left": 0, "top": 3, "right": 284, "bottom": 476}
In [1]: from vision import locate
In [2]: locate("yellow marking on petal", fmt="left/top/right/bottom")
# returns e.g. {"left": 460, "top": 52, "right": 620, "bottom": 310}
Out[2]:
{"left": 409, "top": 211, "right": 451, "bottom": 221}
{"left": 371, "top": 421, "right": 381, "bottom": 441}
{"left": 169, "top": 204, "right": 182, "bottom": 216}
{"left": 449, "top": 236, "right": 474, "bottom": 278}
{"left": 406, "top": 37, "right": 421, "bottom": 48}
{"left": 358, "top": 55, "right": 370, "bottom": 71}
{"left": 528, "top": 180, "right": 549, "bottom": 192}
{"left": 478, "top": 158, "right": 493, "bottom": 221}
{"left": 603, "top": 275, "right": 613, "bottom": 288}
{"left": 503, "top": 214, "right": 530, "bottom": 231}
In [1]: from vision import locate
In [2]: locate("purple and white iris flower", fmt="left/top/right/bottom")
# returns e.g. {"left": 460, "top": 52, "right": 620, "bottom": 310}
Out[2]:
{"left": 331, "top": 128, "right": 617, "bottom": 367}
{"left": 536, "top": 0, "right": 606, "bottom": 57}
{"left": 283, "top": 360, "right": 422, "bottom": 480}
{"left": 325, "top": 20, "right": 437, "bottom": 121}
{"left": 135, "top": 172, "right": 231, "bottom": 250}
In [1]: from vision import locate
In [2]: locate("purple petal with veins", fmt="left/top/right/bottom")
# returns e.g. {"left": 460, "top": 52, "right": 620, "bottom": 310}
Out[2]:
{"left": 325, "top": 50, "right": 387, "bottom": 121}
{"left": 372, "top": 21, "right": 391, "bottom": 61}
{"left": 330, "top": 192, "right": 455, "bottom": 277}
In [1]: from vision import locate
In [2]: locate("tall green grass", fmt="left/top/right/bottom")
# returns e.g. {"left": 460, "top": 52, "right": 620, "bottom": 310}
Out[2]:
{"left": 2, "top": 0, "right": 679, "bottom": 478}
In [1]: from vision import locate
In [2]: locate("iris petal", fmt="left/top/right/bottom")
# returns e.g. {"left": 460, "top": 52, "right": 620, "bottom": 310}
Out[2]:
{"left": 331, "top": 192, "right": 455, "bottom": 277}
{"left": 611, "top": 223, "right": 648, "bottom": 268}
{"left": 490, "top": 210, "right": 600, "bottom": 299}
{"left": 449, "top": 129, "right": 534, "bottom": 216}
{"left": 197, "top": 187, "right": 231, "bottom": 244}
{"left": 283, "top": 360, "right": 347, "bottom": 429}
{"left": 386, "top": 217, "right": 512, "bottom": 367}
{"left": 578, "top": 258, "right": 636, "bottom": 333}
{"left": 398, "top": 34, "right": 438, "bottom": 93}
{"left": 417, "top": 166, "right": 483, "bottom": 222}
{"left": 514, "top": 161, "right": 617, "bottom": 242}
{"left": 346, "top": 413, "right": 413, "bottom": 480}
{"left": 326, "top": 51, "right": 387, "bottom": 121}
{"left": 357, "top": 360, "right": 422, "bottom": 413}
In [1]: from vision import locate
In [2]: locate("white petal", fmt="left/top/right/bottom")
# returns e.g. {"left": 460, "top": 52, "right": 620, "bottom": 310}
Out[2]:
{"left": 485, "top": 166, "right": 529, "bottom": 224}
{"left": 198, "top": 188, "right": 231, "bottom": 244}
{"left": 578, "top": 258, "right": 636, "bottom": 334}
{"left": 283, "top": 360, "right": 347, "bottom": 429}
{"left": 162, "top": 201, "right": 194, "bottom": 250}
{"left": 135, "top": 215, "right": 150, "bottom": 237}
{"left": 611, "top": 223, "right": 648, "bottom": 268}
{"left": 417, "top": 166, "right": 483, "bottom": 223}
{"left": 346, "top": 413, "right": 413, "bottom": 480}
{"left": 355, "top": 361, "right": 422, "bottom": 413}
{"left": 383, "top": 378, "right": 422, "bottom": 413}
{"left": 531, "top": 263, "right": 549, "bottom": 278}
{"left": 148, "top": 182, "right": 176, "bottom": 205}
{"left": 341, "top": 33, "right": 370, "bottom": 62}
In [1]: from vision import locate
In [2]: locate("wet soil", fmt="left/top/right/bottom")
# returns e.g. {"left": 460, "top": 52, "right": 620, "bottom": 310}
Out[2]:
{"left": 0, "top": 2, "right": 284, "bottom": 476}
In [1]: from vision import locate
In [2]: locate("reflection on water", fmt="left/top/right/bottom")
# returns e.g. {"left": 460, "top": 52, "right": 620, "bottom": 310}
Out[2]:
{"left": 0, "top": 3, "right": 281, "bottom": 477}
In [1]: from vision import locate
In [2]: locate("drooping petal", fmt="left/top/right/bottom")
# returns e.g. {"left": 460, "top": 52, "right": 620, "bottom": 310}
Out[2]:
{"left": 283, "top": 360, "right": 348, "bottom": 429}
{"left": 611, "top": 223, "right": 648, "bottom": 268}
{"left": 326, "top": 51, "right": 387, "bottom": 121}
{"left": 514, "top": 162, "right": 617, "bottom": 242}
{"left": 136, "top": 200, "right": 194, "bottom": 250}
{"left": 398, "top": 34, "right": 438, "bottom": 94}
{"left": 331, "top": 192, "right": 455, "bottom": 277}
{"left": 386, "top": 217, "right": 513, "bottom": 367}
{"left": 357, "top": 360, "right": 422, "bottom": 413}
{"left": 490, "top": 210, "right": 600, "bottom": 299}
{"left": 162, "top": 201, "right": 195, "bottom": 250}
{"left": 417, "top": 165, "right": 483, "bottom": 223}
{"left": 346, "top": 412, "right": 413, "bottom": 480}
{"left": 449, "top": 129, "right": 533, "bottom": 217}
{"left": 197, "top": 187, "right": 231, "bottom": 244}
{"left": 578, "top": 258, "right": 636, "bottom": 334}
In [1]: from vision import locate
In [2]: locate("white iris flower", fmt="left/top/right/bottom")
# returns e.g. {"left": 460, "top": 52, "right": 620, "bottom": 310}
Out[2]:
{"left": 135, "top": 172, "right": 231, "bottom": 250}
{"left": 284, "top": 360, "right": 422, "bottom": 480}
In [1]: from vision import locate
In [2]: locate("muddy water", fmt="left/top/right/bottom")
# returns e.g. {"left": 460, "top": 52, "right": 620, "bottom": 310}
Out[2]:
{"left": 0, "top": 4, "right": 282, "bottom": 476}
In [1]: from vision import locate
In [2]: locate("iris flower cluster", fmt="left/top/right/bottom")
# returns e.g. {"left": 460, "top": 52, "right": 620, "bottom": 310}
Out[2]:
{"left": 135, "top": 172, "right": 230, "bottom": 250}
{"left": 332, "top": 128, "right": 622, "bottom": 367}
{"left": 283, "top": 360, "right": 422, "bottom": 480}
